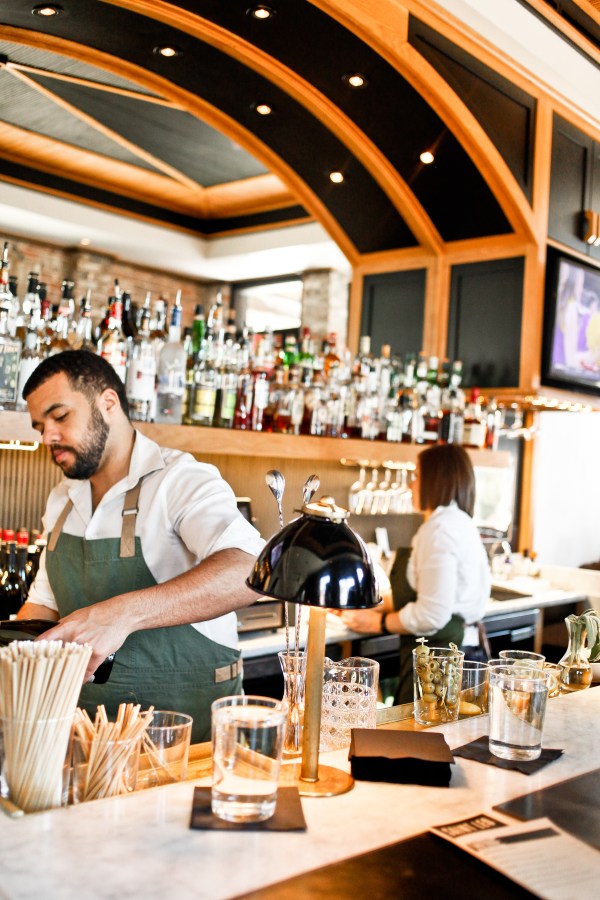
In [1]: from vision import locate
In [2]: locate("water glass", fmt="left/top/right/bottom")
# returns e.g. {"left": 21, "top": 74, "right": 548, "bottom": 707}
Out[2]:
{"left": 137, "top": 711, "right": 193, "bottom": 790}
{"left": 458, "top": 660, "right": 489, "bottom": 718}
{"left": 211, "top": 695, "right": 287, "bottom": 824}
{"left": 413, "top": 647, "right": 464, "bottom": 725}
{"left": 320, "top": 657, "right": 379, "bottom": 752}
{"left": 488, "top": 665, "right": 550, "bottom": 761}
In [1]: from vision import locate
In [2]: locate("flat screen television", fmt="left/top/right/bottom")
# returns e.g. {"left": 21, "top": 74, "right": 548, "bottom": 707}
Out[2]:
{"left": 542, "top": 248, "right": 600, "bottom": 396}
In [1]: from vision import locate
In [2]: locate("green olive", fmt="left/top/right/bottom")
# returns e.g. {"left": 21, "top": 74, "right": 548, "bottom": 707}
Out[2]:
{"left": 415, "top": 645, "right": 430, "bottom": 657}
{"left": 421, "top": 692, "right": 437, "bottom": 703}
{"left": 428, "top": 660, "right": 440, "bottom": 673}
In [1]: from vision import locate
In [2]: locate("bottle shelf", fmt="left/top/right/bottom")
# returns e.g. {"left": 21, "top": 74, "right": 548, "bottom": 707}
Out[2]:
{"left": 0, "top": 411, "right": 511, "bottom": 467}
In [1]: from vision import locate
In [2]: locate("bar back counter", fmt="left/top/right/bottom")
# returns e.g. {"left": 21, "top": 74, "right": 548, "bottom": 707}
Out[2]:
{"left": 0, "top": 687, "right": 597, "bottom": 898}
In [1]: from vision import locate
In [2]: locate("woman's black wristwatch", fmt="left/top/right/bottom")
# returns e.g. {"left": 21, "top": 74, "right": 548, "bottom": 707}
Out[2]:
{"left": 380, "top": 612, "right": 392, "bottom": 635}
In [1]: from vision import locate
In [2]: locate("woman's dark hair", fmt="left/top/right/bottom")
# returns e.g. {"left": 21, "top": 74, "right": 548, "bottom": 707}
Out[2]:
{"left": 22, "top": 350, "right": 130, "bottom": 419}
{"left": 418, "top": 444, "right": 475, "bottom": 517}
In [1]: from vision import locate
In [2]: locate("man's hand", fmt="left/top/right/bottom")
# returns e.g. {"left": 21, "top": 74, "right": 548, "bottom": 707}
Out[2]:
{"left": 37, "top": 601, "right": 131, "bottom": 683}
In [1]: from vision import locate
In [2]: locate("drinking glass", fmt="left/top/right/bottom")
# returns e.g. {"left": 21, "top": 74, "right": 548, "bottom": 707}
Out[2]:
{"left": 488, "top": 665, "right": 550, "bottom": 761}
{"left": 320, "top": 657, "right": 379, "bottom": 752}
{"left": 71, "top": 732, "right": 141, "bottom": 803}
{"left": 458, "top": 660, "right": 489, "bottom": 718}
{"left": 498, "top": 649, "right": 545, "bottom": 669}
{"left": 137, "top": 711, "right": 193, "bottom": 789}
{"left": 1, "top": 714, "right": 73, "bottom": 813}
{"left": 211, "top": 695, "right": 287, "bottom": 824}
{"left": 413, "top": 647, "right": 464, "bottom": 725}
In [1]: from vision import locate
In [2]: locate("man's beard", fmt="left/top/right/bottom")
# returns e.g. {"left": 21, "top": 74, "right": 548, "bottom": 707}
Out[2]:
{"left": 51, "top": 406, "right": 110, "bottom": 479}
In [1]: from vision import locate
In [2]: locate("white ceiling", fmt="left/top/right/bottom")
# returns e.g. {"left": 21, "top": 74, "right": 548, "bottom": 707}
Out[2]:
{"left": 2, "top": 0, "right": 600, "bottom": 282}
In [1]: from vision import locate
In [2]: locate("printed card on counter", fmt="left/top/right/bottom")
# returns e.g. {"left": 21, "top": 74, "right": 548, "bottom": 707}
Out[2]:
{"left": 430, "top": 813, "right": 600, "bottom": 900}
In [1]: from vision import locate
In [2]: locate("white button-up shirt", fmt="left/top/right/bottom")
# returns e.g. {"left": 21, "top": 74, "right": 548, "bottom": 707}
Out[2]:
{"left": 400, "top": 502, "right": 491, "bottom": 635}
{"left": 29, "top": 430, "right": 265, "bottom": 649}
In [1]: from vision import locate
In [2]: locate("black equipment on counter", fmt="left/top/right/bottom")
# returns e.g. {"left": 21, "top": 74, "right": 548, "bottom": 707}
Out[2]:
{"left": 0, "top": 619, "right": 115, "bottom": 684}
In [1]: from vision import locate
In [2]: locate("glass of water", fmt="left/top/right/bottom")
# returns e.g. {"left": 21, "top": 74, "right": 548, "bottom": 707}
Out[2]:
{"left": 211, "top": 695, "right": 287, "bottom": 824}
{"left": 320, "top": 657, "right": 379, "bottom": 752}
{"left": 488, "top": 665, "right": 550, "bottom": 761}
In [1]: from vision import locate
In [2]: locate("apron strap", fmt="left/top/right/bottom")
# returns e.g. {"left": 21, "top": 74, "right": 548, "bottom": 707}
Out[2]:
{"left": 47, "top": 498, "right": 74, "bottom": 552}
{"left": 120, "top": 479, "right": 143, "bottom": 559}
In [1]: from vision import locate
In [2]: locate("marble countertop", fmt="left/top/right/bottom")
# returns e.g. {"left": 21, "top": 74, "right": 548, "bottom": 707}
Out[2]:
{"left": 0, "top": 689, "right": 597, "bottom": 900}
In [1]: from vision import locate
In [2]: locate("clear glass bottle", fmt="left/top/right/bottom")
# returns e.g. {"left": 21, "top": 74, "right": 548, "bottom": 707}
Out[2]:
{"left": 126, "top": 306, "right": 156, "bottom": 422}
{"left": 0, "top": 306, "right": 22, "bottom": 411}
{"left": 558, "top": 615, "right": 593, "bottom": 693}
{"left": 15, "top": 329, "right": 44, "bottom": 410}
{"left": 97, "top": 299, "right": 128, "bottom": 382}
{"left": 155, "top": 294, "right": 186, "bottom": 425}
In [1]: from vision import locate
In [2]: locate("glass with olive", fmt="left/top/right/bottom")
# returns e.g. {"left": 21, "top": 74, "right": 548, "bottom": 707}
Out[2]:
{"left": 412, "top": 641, "right": 465, "bottom": 725}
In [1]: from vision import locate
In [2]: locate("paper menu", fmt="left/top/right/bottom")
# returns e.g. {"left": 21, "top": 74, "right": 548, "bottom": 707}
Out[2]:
{"left": 430, "top": 814, "right": 600, "bottom": 900}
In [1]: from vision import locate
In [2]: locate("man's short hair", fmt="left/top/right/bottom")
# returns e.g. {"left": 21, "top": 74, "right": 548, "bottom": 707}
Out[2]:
{"left": 22, "top": 350, "right": 130, "bottom": 419}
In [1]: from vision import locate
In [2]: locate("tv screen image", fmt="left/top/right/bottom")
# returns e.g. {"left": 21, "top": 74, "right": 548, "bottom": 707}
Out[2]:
{"left": 543, "top": 250, "right": 600, "bottom": 395}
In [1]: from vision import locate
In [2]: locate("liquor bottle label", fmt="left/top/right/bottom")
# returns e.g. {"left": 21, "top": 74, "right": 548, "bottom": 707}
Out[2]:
{"left": 0, "top": 340, "right": 21, "bottom": 403}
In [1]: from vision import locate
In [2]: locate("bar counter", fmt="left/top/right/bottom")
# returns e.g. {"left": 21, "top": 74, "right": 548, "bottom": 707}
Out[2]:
{"left": 0, "top": 688, "right": 597, "bottom": 899}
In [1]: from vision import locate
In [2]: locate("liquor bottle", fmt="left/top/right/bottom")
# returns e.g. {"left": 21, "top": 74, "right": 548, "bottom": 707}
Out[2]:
{"left": 121, "top": 291, "right": 136, "bottom": 340}
{"left": 15, "top": 328, "right": 44, "bottom": 410}
{"left": 323, "top": 332, "right": 341, "bottom": 377}
{"left": 251, "top": 370, "right": 270, "bottom": 431}
{"left": 462, "top": 388, "right": 487, "bottom": 449}
{"left": 126, "top": 306, "right": 156, "bottom": 422}
{"left": 439, "top": 388, "right": 464, "bottom": 444}
{"left": 0, "top": 541, "right": 27, "bottom": 617}
{"left": 22, "top": 272, "right": 41, "bottom": 325}
{"left": 420, "top": 355, "right": 442, "bottom": 443}
{"left": 298, "top": 326, "right": 314, "bottom": 384}
{"left": 0, "top": 243, "right": 20, "bottom": 338}
{"left": 48, "top": 280, "right": 74, "bottom": 355}
{"left": 232, "top": 340, "right": 254, "bottom": 431}
{"left": 214, "top": 342, "right": 238, "bottom": 429}
{"left": 97, "top": 296, "right": 128, "bottom": 382}
{"left": 0, "top": 305, "right": 21, "bottom": 411}
{"left": 484, "top": 396, "right": 501, "bottom": 450}
{"left": 72, "top": 290, "right": 96, "bottom": 350}
{"left": 191, "top": 304, "right": 205, "bottom": 356}
{"left": 187, "top": 335, "right": 218, "bottom": 427}
{"left": 154, "top": 293, "right": 186, "bottom": 425}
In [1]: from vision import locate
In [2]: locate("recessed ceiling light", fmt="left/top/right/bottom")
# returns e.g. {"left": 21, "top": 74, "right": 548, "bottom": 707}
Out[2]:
{"left": 343, "top": 73, "right": 367, "bottom": 89}
{"left": 79, "top": 238, "right": 91, "bottom": 246}
{"left": 420, "top": 150, "right": 435, "bottom": 165}
{"left": 249, "top": 5, "right": 275, "bottom": 20}
{"left": 32, "top": 4, "right": 63, "bottom": 16}
{"left": 254, "top": 103, "right": 273, "bottom": 116}
{"left": 154, "top": 45, "right": 181, "bottom": 58}
{"left": 329, "top": 171, "right": 345, "bottom": 184}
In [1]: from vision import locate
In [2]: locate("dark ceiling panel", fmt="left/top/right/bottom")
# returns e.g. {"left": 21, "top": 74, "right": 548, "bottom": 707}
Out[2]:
{"left": 408, "top": 17, "right": 536, "bottom": 202}
{"left": 0, "top": 38, "right": 160, "bottom": 94}
{"left": 170, "top": 0, "right": 511, "bottom": 240}
{"left": 0, "top": 69, "right": 160, "bottom": 171}
{"left": 0, "top": 0, "right": 421, "bottom": 251}
{"left": 26, "top": 72, "right": 269, "bottom": 187}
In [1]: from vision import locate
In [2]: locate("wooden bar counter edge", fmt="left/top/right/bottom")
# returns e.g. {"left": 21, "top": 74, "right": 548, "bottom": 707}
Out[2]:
{"left": 0, "top": 687, "right": 597, "bottom": 899}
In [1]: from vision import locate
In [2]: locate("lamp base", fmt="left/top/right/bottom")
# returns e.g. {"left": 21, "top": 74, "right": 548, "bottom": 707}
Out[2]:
{"left": 280, "top": 762, "right": 354, "bottom": 797}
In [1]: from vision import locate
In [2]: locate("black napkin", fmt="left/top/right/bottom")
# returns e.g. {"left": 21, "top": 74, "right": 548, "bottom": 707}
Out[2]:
{"left": 190, "top": 786, "right": 307, "bottom": 832}
{"left": 349, "top": 729, "right": 454, "bottom": 787}
{"left": 453, "top": 736, "right": 564, "bottom": 774}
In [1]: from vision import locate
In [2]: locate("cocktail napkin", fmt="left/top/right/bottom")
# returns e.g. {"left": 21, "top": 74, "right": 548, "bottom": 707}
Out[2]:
{"left": 189, "top": 786, "right": 307, "bottom": 831}
{"left": 452, "top": 736, "right": 563, "bottom": 774}
{"left": 349, "top": 729, "right": 454, "bottom": 786}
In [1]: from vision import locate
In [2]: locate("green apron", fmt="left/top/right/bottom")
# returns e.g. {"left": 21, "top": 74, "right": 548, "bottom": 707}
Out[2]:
{"left": 45, "top": 479, "right": 243, "bottom": 743}
{"left": 389, "top": 548, "right": 464, "bottom": 704}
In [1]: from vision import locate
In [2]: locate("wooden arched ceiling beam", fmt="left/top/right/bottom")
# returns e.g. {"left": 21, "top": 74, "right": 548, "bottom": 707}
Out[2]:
{"left": 0, "top": 25, "right": 354, "bottom": 258}
{"left": 101, "top": 0, "right": 444, "bottom": 254}
{"left": 312, "top": 0, "right": 538, "bottom": 244}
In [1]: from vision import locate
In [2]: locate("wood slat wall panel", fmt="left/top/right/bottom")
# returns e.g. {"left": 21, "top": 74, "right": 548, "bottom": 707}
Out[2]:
{"left": 0, "top": 447, "right": 61, "bottom": 533}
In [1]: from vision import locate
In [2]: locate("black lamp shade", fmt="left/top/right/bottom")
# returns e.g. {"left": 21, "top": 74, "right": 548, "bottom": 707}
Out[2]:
{"left": 246, "top": 513, "right": 379, "bottom": 610}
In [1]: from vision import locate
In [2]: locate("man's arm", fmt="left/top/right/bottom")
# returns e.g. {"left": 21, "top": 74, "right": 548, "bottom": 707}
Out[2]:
{"left": 18, "top": 602, "right": 59, "bottom": 622}
{"left": 38, "top": 547, "right": 258, "bottom": 681}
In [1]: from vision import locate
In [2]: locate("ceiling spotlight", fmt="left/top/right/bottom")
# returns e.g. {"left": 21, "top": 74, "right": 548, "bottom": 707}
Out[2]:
{"left": 329, "top": 171, "right": 345, "bottom": 184}
{"left": 420, "top": 150, "right": 435, "bottom": 165}
{"left": 254, "top": 103, "right": 273, "bottom": 116}
{"left": 343, "top": 73, "right": 367, "bottom": 89}
{"left": 79, "top": 238, "right": 91, "bottom": 246}
{"left": 250, "top": 5, "right": 275, "bottom": 20}
{"left": 154, "top": 45, "right": 181, "bottom": 58}
{"left": 32, "top": 4, "right": 63, "bottom": 15}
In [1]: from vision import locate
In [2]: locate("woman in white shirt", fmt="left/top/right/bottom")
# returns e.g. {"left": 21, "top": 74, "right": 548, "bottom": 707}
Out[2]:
{"left": 340, "top": 444, "right": 490, "bottom": 703}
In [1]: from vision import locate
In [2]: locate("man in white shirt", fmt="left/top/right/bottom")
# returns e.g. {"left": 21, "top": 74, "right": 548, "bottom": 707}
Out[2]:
{"left": 19, "top": 350, "right": 263, "bottom": 741}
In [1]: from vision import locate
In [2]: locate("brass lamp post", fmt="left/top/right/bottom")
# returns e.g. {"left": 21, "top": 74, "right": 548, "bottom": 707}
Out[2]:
{"left": 246, "top": 495, "right": 379, "bottom": 797}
